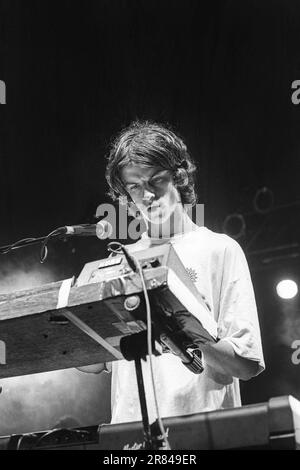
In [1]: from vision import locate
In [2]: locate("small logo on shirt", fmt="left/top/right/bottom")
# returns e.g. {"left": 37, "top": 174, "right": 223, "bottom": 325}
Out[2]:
{"left": 186, "top": 267, "right": 198, "bottom": 283}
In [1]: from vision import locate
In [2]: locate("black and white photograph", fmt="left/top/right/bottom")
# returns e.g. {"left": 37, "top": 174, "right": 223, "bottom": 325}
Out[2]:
{"left": 0, "top": 0, "right": 300, "bottom": 453}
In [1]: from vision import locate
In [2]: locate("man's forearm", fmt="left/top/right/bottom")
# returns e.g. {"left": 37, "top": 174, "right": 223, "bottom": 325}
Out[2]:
{"left": 200, "top": 340, "right": 259, "bottom": 381}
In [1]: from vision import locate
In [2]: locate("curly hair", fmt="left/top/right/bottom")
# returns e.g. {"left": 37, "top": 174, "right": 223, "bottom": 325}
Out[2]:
{"left": 105, "top": 120, "right": 198, "bottom": 206}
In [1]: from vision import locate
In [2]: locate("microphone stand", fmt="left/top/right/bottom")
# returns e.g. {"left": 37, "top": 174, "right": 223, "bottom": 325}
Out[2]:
{"left": 120, "top": 331, "right": 168, "bottom": 450}
{"left": 134, "top": 357, "right": 153, "bottom": 449}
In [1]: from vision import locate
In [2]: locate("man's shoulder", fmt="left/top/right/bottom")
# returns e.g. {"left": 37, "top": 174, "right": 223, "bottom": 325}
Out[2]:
{"left": 199, "top": 229, "right": 249, "bottom": 273}
{"left": 184, "top": 227, "right": 242, "bottom": 254}
{"left": 124, "top": 227, "right": 242, "bottom": 256}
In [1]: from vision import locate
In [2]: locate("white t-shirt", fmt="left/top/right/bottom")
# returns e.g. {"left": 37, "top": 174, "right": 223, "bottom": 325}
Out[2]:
{"left": 110, "top": 227, "right": 265, "bottom": 424}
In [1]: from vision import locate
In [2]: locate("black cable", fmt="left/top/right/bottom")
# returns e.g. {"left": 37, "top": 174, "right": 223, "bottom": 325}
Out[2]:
{"left": 106, "top": 241, "right": 170, "bottom": 448}
{"left": 28, "top": 428, "right": 89, "bottom": 449}
{"left": 0, "top": 228, "right": 65, "bottom": 261}
{"left": 0, "top": 237, "right": 45, "bottom": 255}
{"left": 107, "top": 241, "right": 123, "bottom": 255}
{"left": 39, "top": 228, "right": 65, "bottom": 263}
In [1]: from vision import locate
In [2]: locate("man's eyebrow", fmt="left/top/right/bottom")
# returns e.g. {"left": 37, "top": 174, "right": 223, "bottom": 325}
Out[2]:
{"left": 149, "top": 169, "right": 169, "bottom": 179}
{"left": 124, "top": 180, "right": 140, "bottom": 187}
{"left": 123, "top": 169, "right": 168, "bottom": 186}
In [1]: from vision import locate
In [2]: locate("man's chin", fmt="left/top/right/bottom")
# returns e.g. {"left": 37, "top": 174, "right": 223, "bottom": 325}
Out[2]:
{"left": 139, "top": 206, "right": 173, "bottom": 225}
{"left": 147, "top": 211, "right": 172, "bottom": 225}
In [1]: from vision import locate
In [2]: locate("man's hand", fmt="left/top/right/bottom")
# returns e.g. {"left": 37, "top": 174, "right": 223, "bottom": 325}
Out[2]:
{"left": 200, "top": 340, "right": 259, "bottom": 381}
{"left": 174, "top": 310, "right": 259, "bottom": 380}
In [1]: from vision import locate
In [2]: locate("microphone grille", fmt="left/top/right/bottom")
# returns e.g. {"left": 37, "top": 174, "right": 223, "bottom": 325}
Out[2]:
{"left": 96, "top": 220, "right": 113, "bottom": 240}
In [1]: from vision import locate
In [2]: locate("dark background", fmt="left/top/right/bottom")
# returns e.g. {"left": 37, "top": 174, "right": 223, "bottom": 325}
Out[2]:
{"left": 0, "top": 0, "right": 300, "bottom": 435}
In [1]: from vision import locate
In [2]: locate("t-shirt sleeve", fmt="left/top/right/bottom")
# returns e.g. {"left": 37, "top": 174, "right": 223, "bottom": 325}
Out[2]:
{"left": 217, "top": 238, "right": 265, "bottom": 376}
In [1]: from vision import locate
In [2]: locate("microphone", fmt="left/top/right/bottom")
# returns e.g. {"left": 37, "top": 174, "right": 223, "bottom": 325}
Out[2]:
{"left": 63, "top": 220, "right": 112, "bottom": 239}
{"left": 39, "top": 220, "right": 113, "bottom": 264}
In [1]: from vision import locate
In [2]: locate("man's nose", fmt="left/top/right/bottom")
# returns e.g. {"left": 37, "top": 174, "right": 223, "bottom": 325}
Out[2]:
{"left": 142, "top": 187, "right": 155, "bottom": 204}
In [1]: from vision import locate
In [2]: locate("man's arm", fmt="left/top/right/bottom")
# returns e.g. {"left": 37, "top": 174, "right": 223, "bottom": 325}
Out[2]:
{"left": 175, "top": 309, "right": 260, "bottom": 381}
{"left": 200, "top": 340, "right": 259, "bottom": 381}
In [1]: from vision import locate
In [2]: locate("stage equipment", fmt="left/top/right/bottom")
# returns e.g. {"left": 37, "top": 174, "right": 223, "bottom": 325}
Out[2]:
{"left": 0, "top": 396, "right": 299, "bottom": 450}
{"left": 0, "top": 244, "right": 217, "bottom": 379}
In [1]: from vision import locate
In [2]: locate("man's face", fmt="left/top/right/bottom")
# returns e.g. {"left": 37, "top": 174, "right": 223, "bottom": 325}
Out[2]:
{"left": 121, "top": 163, "right": 181, "bottom": 224}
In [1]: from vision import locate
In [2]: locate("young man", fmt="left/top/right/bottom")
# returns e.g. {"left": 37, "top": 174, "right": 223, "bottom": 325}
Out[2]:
{"left": 81, "top": 121, "right": 265, "bottom": 424}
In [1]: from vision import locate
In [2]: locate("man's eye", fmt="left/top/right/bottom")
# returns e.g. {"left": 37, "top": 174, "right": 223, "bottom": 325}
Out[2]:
{"left": 151, "top": 178, "right": 164, "bottom": 185}
{"left": 129, "top": 184, "right": 140, "bottom": 192}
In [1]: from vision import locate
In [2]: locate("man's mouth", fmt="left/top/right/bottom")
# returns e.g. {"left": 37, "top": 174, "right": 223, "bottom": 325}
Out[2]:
{"left": 147, "top": 204, "right": 160, "bottom": 212}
